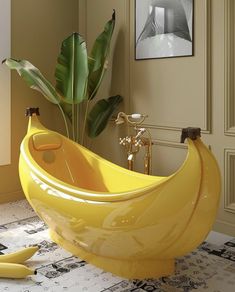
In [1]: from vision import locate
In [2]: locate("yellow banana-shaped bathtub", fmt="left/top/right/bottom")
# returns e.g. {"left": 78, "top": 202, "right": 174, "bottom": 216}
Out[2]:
{"left": 19, "top": 108, "right": 221, "bottom": 279}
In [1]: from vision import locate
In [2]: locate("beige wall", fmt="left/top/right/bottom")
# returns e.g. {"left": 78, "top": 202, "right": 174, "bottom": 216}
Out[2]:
{"left": 0, "top": 1, "right": 11, "bottom": 166}
{"left": 0, "top": 0, "right": 78, "bottom": 203}
{"left": 83, "top": 0, "right": 235, "bottom": 236}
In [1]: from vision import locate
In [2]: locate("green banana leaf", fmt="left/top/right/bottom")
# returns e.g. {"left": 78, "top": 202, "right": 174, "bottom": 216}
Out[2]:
{"left": 87, "top": 95, "right": 123, "bottom": 138}
{"left": 3, "top": 58, "right": 60, "bottom": 104}
{"left": 59, "top": 100, "right": 72, "bottom": 123}
{"left": 87, "top": 10, "right": 115, "bottom": 100}
{"left": 55, "top": 33, "right": 89, "bottom": 105}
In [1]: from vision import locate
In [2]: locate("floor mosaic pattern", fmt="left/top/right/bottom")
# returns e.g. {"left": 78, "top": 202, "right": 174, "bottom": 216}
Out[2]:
{"left": 0, "top": 200, "right": 234, "bottom": 292}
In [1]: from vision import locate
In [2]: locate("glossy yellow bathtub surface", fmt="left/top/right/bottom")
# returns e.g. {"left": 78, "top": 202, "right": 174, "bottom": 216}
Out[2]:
{"left": 19, "top": 114, "right": 221, "bottom": 279}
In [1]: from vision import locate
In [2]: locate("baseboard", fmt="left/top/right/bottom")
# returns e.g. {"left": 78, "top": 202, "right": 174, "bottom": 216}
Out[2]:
{"left": 213, "top": 219, "right": 235, "bottom": 237}
{"left": 0, "top": 190, "right": 25, "bottom": 204}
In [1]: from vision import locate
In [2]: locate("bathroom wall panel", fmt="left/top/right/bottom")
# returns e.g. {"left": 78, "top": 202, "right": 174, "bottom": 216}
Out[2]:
{"left": 225, "top": 0, "right": 235, "bottom": 135}
{"left": 210, "top": 0, "right": 235, "bottom": 235}
{"left": 220, "top": 2, "right": 235, "bottom": 239}
{"left": 224, "top": 149, "right": 235, "bottom": 213}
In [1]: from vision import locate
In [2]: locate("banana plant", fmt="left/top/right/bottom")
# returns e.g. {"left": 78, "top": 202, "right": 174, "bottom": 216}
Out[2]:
{"left": 87, "top": 95, "right": 123, "bottom": 138}
{"left": 3, "top": 10, "right": 122, "bottom": 145}
{"left": 2, "top": 58, "right": 69, "bottom": 138}
{"left": 55, "top": 32, "right": 89, "bottom": 141}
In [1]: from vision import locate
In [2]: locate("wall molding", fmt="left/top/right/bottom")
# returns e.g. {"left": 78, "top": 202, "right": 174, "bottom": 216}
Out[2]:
{"left": 224, "top": 149, "right": 235, "bottom": 213}
{"left": 203, "top": 0, "right": 212, "bottom": 134}
{"left": 213, "top": 219, "right": 235, "bottom": 237}
{"left": 152, "top": 139, "right": 188, "bottom": 149}
{"left": 129, "top": 0, "right": 212, "bottom": 134}
{"left": 224, "top": 0, "right": 235, "bottom": 135}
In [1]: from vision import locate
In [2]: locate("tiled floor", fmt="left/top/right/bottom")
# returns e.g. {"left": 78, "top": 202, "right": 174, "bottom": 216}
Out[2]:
{"left": 0, "top": 200, "right": 234, "bottom": 292}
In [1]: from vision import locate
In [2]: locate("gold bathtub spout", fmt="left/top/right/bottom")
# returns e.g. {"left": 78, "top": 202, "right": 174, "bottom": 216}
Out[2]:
{"left": 119, "top": 126, "right": 152, "bottom": 174}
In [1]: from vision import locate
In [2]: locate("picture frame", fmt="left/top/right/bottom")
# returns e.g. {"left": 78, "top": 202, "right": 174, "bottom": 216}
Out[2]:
{"left": 135, "top": 0, "right": 194, "bottom": 60}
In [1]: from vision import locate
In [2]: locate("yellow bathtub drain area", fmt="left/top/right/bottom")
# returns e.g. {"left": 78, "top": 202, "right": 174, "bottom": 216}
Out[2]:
{"left": 19, "top": 112, "right": 221, "bottom": 279}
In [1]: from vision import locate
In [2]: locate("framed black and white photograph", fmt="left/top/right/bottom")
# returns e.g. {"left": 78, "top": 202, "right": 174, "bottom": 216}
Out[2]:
{"left": 135, "top": 0, "right": 194, "bottom": 60}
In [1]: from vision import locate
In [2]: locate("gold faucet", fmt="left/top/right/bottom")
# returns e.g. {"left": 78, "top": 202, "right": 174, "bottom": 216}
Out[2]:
{"left": 116, "top": 113, "right": 152, "bottom": 175}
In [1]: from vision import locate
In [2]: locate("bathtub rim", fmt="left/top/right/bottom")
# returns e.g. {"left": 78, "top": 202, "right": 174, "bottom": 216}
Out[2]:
{"left": 19, "top": 129, "right": 195, "bottom": 203}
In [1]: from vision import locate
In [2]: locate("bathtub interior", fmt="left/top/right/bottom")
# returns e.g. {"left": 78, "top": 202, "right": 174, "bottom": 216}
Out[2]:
{"left": 28, "top": 131, "right": 163, "bottom": 193}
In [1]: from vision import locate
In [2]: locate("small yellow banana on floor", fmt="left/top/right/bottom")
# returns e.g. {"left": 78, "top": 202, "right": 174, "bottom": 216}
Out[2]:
{"left": 0, "top": 262, "right": 37, "bottom": 279}
{"left": 0, "top": 246, "right": 39, "bottom": 263}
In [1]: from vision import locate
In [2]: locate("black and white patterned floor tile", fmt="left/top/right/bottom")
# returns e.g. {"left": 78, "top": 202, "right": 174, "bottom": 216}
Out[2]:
{"left": 0, "top": 200, "right": 234, "bottom": 292}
